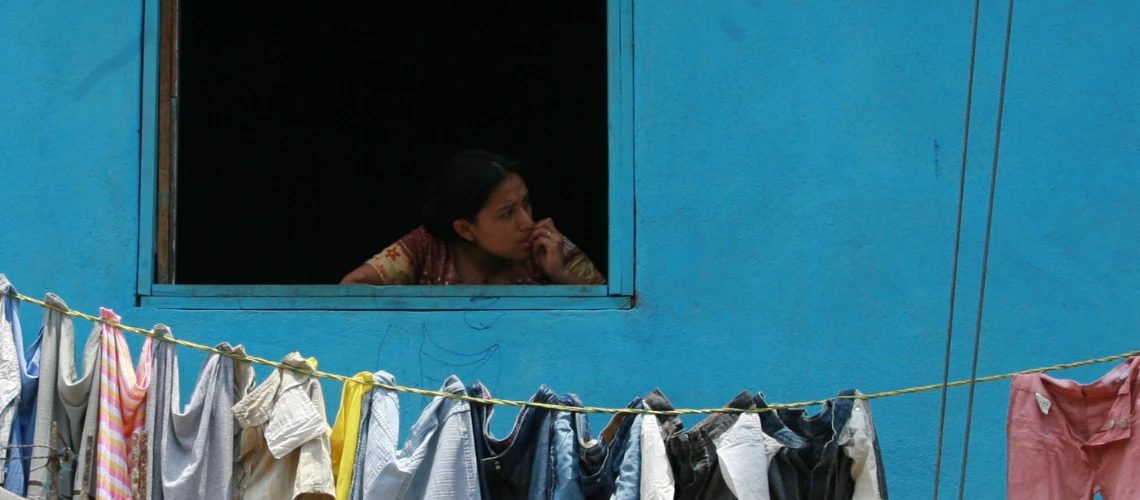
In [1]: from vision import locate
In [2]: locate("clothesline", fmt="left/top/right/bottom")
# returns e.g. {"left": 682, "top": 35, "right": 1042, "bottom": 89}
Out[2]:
{"left": 5, "top": 289, "right": 1137, "bottom": 416}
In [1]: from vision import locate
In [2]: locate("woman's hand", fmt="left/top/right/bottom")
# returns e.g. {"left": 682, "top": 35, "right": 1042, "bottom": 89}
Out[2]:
{"left": 529, "top": 218, "right": 584, "bottom": 284}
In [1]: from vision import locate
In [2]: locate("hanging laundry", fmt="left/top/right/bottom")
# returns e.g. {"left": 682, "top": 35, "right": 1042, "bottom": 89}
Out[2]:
{"left": 0, "top": 280, "right": 906, "bottom": 500}
{"left": 25, "top": 293, "right": 103, "bottom": 500}
{"left": 359, "top": 373, "right": 481, "bottom": 500}
{"left": 612, "top": 414, "right": 642, "bottom": 500}
{"left": 563, "top": 393, "right": 649, "bottom": 500}
{"left": 2, "top": 281, "right": 41, "bottom": 497}
{"left": 145, "top": 325, "right": 246, "bottom": 499}
{"left": 93, "top": 308, "right": 155, "bottom": 500}
{"left": 1007, "top": 356, "right": 1139, "bottom": 500}
{"left": 665, "top": 391, "right": 768, "bottom": 500}
{"left": 354, "top": 371, "right": 397, "bottom": 500}
{"left": 468, "top": 382, "right": 561, "bottom": 499}
{"left": 589, "top": 398, "right": 644, "bottom": 500}
{"left": 551, "top": 394, "right": 588, "bottom": 500}
{"left": 716, "top": 412, "right": 782, "bottom": 499}
{"left": 347, "top": 389, "right": 373, "bottom": 500}
{"left": 764, "top": 389, "right": 889, "bottom": 500}
{"left": 753, "top": 394, "right": 810, "bottom": 500}
{"left": 842, "top": 398, "right": 888, "bottom": 500}
{"left": 231, "top": 352, "right": 334, "bottom": 500}
{"left": 230, "top": 342, "right": 257, "bottom": 499}
{"left": 330, "top": 372, "right": 373, "bottom": 500}
{"left": 0, "top": 275, "right": 22, "bottom": 486}
{"left": 640, "top": 389, "right": 682, "bottom": 500}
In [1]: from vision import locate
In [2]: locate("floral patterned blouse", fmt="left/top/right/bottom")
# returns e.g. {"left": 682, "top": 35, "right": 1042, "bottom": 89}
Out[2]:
{"left": 363, "top": 226, "right": 606, "bottom": 285}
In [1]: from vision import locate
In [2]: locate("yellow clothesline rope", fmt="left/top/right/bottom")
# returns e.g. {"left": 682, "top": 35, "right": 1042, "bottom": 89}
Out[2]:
{"left": 5, "top": 290, "right": 1137, "bottom": 416}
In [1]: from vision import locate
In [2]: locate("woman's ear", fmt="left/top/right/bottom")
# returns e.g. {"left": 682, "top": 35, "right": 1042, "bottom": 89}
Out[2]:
{"left": 453, "top": 219, "right": 476, "bottom": 242}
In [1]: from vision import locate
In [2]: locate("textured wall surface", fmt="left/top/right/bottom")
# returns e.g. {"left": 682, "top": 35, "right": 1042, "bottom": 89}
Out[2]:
{"left": 2, "top": 1, "right": 1138, "bottom": 497}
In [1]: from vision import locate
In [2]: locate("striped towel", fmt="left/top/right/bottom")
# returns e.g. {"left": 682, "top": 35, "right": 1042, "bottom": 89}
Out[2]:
{"left": 94, "top": 308, "right": 154, "bottom": 500}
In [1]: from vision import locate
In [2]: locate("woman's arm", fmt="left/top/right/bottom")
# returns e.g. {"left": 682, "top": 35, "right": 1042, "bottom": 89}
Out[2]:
{"left": 340, "top": 240, "right": 417, "bottom": 285}
{"left": 551, "top": 254, "right": 607, "bottom": 285}
{"left": 339, "top": 264, "right": 384, "bottom": 285}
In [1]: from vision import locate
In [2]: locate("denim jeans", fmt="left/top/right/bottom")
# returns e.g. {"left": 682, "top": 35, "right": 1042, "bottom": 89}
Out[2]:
{"left": 551, "top": 395, "right": 590, "bottom": 500}
{"left": 577, "top": 397, "right": 643, "bottom": 500}
{"left": 666, "top": 390, "right": 755, "bottom": 500}
{"left": 469, "top": 382, "right": 561, "bottom": 500}
{"left": 775, "top": 389, "right": 858, "bottom": 500}
{"left": 756, "top": 392, "right": 812, "bottom": 500}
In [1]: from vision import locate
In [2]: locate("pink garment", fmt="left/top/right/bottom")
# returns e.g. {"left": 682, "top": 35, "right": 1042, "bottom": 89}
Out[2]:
{"left": 94, "top": 308, "right": 154, "bottom": 500}
{"left": 1007, "top": 356, "right": 1140, "bottom": 500}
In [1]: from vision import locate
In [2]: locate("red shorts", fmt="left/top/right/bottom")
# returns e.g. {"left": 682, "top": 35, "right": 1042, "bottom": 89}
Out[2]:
{"left": 1007, "top": 357, "right": 1140, "bottom": 499}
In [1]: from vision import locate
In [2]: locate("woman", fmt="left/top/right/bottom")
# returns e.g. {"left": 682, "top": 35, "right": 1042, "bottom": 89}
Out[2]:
{"left": 340, "top": 150, "right": 606, "bottom": 286}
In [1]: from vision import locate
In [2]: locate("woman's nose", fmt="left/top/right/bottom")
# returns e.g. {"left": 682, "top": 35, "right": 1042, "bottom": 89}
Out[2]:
{"left": 518, "top": 210, "right": 534, "bottom": 230}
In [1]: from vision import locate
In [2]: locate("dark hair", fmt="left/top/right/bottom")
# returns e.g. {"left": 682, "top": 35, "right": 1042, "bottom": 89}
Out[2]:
{"left": 422, "top": 149, "right": 524, "bottom": 241}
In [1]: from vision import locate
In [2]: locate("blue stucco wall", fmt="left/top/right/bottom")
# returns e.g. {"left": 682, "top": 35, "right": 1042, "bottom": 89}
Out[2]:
{"left": 3, "top": 1, "right": 1139, "bottom": 497}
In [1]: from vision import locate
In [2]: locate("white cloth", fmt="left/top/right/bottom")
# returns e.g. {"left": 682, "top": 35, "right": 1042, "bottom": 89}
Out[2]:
{"left": 0, "top": 274, "right": 23, "bottom": 484}
{"left": 639, "top": 412, "right": 674, "bottom": 500}
{"left": 712, "top": 413, "right": 775, "bottom": 500}
{"left": 841, "top": 396, "right": 886, "bottom": 500}
{"left": 232, "top": 352, "right": 335, "bottom": 500}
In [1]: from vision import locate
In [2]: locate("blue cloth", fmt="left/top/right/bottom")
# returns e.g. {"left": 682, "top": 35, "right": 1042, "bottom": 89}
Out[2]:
{"left": 581, "top": 398, "right": 643, "bottom": 499}
{"left": 611, "top": 415, "right": 641, "bottom": 500}
{"left": 364, "top": 374, "right": 481, "bottom": 499}
{"left": 469, "top": 382, "right": 561, "bottom": 500}
{"left": 3, "top": 319, "right": 41, "bottom": 496}
{"left": 551, "top": 395, "right": 588, "bottom": 500}
{"left": 348, "top": 389, "right": 373, "bottom": 500}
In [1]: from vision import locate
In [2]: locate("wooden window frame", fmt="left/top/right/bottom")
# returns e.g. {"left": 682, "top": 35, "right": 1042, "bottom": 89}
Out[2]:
{"left": 136, "top": 0, "right": 635, "bottom": 311}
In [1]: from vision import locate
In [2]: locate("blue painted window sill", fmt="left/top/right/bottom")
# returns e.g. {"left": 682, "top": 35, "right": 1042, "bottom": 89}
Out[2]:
{"left": 139, "top": 285, "right": 632, "bottom": 311}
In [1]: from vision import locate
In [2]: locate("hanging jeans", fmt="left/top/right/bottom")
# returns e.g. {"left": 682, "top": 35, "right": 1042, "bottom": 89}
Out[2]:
{"left": 551, "top": 395, "right": 588, "bottom": 500}
{"left": 665, "top": 390, "right": 756, "bottom": 500}
{"left": 580, "top": 397, "right": 643, "bottom": 500}
{"left": 469, "top": 382, "right": 561, "bottom": 500}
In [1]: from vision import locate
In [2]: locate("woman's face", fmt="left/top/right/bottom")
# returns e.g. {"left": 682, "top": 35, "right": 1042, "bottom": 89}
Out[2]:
{"left": 463, "top": 174, "right": 535, "bottom": 260}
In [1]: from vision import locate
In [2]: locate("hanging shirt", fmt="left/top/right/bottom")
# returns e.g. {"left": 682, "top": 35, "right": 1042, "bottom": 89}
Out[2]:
{"left": 362, "top": 374, "right": 481, "bottom": 500}
{"left": 146, "top": 325, "right": 245, "bottom": 499}
{"left": 2, "top": 291, "right": 41, "bottom": 497}
{"left": 330, "top": 372, "right": 373, "bottom": 500}
{"left": 26, "top": 293, "right": 102, "bottom": 500}
{"left": 0, "top": 275, "right": 22, "bottom": 485}
{"left": 94, "top": 307, "right": 155, "bottom": 500}
{"left": 232, "top": 352, "right": 334, "bottom": 500}
{"left": 358, "top": 371, "right": 399, "bottom": 500}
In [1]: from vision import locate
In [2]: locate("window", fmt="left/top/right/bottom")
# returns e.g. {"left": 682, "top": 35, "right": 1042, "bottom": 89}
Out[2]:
{"left": 137, "top": 0, "right": 634, "bottom": 310}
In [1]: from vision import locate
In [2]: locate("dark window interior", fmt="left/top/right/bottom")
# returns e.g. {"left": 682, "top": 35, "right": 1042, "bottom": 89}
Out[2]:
{"left": 175, "top": 2, "right": 608, "bottom": 285}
